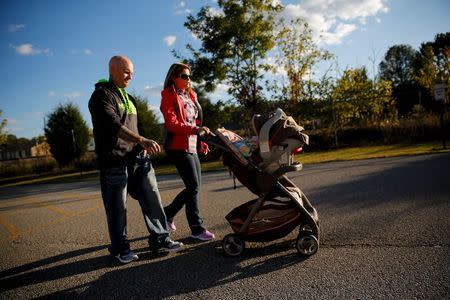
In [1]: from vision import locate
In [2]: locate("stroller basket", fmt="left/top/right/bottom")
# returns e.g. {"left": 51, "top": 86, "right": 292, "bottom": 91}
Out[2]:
{"left": 226, "top": 197, "right": 302, "bottom": 242}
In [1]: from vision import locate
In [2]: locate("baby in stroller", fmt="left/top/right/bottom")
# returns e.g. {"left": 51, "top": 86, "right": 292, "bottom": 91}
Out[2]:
{"left": 205, "top": 108, "right": 320, "bottom": 257}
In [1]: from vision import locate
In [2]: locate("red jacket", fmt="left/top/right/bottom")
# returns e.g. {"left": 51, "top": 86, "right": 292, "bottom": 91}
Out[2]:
{"left": 160, "top": 86, "right": 203, "bottom": 151}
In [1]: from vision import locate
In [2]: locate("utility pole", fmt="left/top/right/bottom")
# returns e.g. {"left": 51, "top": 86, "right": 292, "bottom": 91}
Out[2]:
{"left": 71, "top": 129, "right": 83, "bottom": 177}
{"left": 434, "top": 84, "right": 447, "bottom": 149}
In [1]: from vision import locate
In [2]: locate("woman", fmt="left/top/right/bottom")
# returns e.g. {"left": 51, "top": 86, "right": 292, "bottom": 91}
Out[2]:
{"left": 160, "top": 62, "right": 215, "bottom": 241}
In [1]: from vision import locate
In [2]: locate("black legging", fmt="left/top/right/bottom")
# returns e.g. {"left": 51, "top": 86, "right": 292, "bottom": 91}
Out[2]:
{"left": 164, "top": 150, "right": 206, "bottom": 235}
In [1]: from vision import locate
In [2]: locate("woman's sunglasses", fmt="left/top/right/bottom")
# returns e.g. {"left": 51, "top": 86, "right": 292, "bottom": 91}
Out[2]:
{"left": 179, "top": 73, "right": 191, "bottom": 80}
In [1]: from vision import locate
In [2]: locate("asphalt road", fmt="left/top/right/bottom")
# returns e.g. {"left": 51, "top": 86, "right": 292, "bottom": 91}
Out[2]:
{"left": 0, "top": 154, "right": 449, "bottom": 299}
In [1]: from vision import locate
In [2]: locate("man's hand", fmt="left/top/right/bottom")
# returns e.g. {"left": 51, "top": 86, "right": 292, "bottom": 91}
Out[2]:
{"left": 117, "top": 125, "right": 161, "bottom": 155}
{"left": 139, "top": 138, "right": 161, "bottom": 155}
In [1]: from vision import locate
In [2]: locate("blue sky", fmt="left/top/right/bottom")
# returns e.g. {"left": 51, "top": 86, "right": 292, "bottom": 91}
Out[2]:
{"left": 1, "top": 0, "right": 449, "bottom": 139}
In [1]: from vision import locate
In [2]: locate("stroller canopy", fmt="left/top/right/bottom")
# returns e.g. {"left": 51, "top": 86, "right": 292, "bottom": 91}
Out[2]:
{"left": 252, "top": 108, "right": 309, "bottom": 160}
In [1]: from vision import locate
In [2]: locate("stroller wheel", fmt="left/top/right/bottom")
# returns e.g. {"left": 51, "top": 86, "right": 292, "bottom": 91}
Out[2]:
{"left": 296, "top": 234, "right": 319, "bottom": 256}
{"left": 222, "top": 234, "right": 245, "bottom": 257}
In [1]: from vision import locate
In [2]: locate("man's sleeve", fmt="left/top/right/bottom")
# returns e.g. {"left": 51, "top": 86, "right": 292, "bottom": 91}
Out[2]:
{"left": 89, "top": 89, "right": 123, "bottom": 134}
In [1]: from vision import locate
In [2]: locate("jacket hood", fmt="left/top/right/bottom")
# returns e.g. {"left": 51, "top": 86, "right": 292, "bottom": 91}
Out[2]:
{"left": 95, "top": 79, "right": 114, "bottom": 90}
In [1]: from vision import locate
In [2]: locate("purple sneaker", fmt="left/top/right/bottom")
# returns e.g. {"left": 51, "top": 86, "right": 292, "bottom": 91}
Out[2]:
{"left": 191, "top": 230, "right": 215, "bottom": 241}
{"left": 168, "top": 222, "right": 177, "bottom": 231}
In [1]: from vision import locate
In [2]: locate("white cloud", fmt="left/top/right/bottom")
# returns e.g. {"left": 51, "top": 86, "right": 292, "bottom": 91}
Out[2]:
{"left": 271, "top": 0, "right": 282, "bottom": 7}
{"left": 83, "top": 49, "right": 94, "bottom": 56}
{"left": 191, "top": 32, "right": 199, "bottom": 40}
{"left": 6, "top": 126, "right": 25, "bottom": 135}
{"left": 282, "top": 0, "right": 389, "bottom": 45}
{"left": 5, "top": 113, "right": 45, "bottom": 137}
{"left": 264, "top": 55, "right": 286, "bottom": 76}
{"left": 141, "top": 84, "right": 164, "bottom": 121}
{"left": 63, "top": 92, "right": 81, "bottom": 99}
{"left": 69, "top": 48, "right": 94, "bottom": 56}
{"left": 11, "top": 43, "right": 38, "bottom": 55}
{"left": 49, "top": 91, "right": 56, "bottom": 97}
{"left": 207, "top": 6, "right": 224, "bottom": 17}
{"left": 164, "top": 35, "right": 177, "bottom": 46}
{"left": 7, "top": 118, "right": 17, "bottom": 125}
{"left": 174, "top": 1, "right": 192, "bottom": 15}
{"left": 208, "top": 83, "right": 230, "bottom": 102}
{"left": 148, "top": 104, "right": 163, "bottom": 122}
{"left": 215, "top": 83, "right": 230, "bottom": 95}
{"left": 10, "top": 43, "right": 53, "bottom": 56}
{"left": 320, "top": 23, "right": 357, "bottom": 45}
{"left": 147, "top": 104, "right": 160, "bottom": 111}
{"left": 8, "top": 24, "right": 25, "bottom": 32}
{"left": 5, "top": 118, "right": 23, "bottom": 135}
{"left": 143, "top": 83, "right": 163, "bottom": 98}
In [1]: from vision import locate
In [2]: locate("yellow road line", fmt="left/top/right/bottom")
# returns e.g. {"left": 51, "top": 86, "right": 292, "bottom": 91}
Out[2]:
{"left": 37, "top": 202, "right": 74, "bottom": 217}
{"left": 0, "top": 194, "right": 100, "bottom": 213}
{"left": 0, "top": 216, "right": 19, "bottom": 237}
{"left": 0, "top": 202, "right": 104, "bottom": 241}
{"left": 7, "top": 191, "right": 99, "bottom": 202}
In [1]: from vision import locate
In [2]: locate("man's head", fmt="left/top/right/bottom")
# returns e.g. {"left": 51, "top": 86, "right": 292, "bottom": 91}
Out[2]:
{"left": 109, "top": 55, "right": 133, "bottom": 88}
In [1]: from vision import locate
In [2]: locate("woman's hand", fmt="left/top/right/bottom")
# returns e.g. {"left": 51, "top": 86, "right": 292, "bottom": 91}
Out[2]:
{"left": 199, "top": 142, "right": 210, "bottom": 155}
{"left": 197, "top": 126, "right": 210, "bottom": 137}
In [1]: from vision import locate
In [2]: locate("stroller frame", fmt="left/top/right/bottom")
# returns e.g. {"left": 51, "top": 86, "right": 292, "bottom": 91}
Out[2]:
{"left": 206, "top": 118, "right": 320, "bottom": 257}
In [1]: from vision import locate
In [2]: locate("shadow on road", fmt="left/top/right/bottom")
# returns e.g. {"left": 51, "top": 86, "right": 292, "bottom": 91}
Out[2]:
{"left": 0, "top": 243, "right": 110, "bottom": 290}
{"left": 1, "top": 238, "right": 306, "bottom": 298}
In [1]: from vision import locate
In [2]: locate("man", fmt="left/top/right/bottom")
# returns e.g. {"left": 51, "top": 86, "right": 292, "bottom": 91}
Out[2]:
{"left": 88, "top": 55, "right": 183, "bottom": 264}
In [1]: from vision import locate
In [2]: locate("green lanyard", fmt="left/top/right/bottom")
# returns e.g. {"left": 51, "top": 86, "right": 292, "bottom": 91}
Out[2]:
{"left": 117, "top": 87, "right": 131, "bottom": 113}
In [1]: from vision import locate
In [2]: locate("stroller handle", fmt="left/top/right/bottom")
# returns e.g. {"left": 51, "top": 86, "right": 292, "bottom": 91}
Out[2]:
{"left": 200, "top": 129, "right": 216, "bottom": 138}
{"left": 198, "top": 128, "right": 207, "bottom": 137}
{"left": 198, "top": 130, "right": 216, "bottom": 144}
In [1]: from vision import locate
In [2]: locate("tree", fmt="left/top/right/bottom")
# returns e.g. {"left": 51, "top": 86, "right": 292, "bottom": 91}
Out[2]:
{"left": 414, "top": 32, "right": 450, "bottom": 99}
{"left": 181, "top": 0, "right": 282, "bottom": 116}
{"left": 424, "top": 32, "right": 450, "bottom": 85}
{"left": 329, "top": 67, "right": 395, "bottom": 146}
{"left": 0, "top": 134, "right": 32, "bottom": 157}
{"left": 195, "top": 88, "right": 232, "bottom": 131}
{"left": 272, "top": 18, "right": 333, "bottom": 107}
{"left": 132, "top": 94, "right": 163, "bottom": 143}
{"left": 30, "top": 135, "right": 51, "bottom": 157}
{"left": 379, "top": 44, "right": 423, "bottom": 116}
{"left": 0, "top": 110, "right": 7, "bottom": 145}
{"left": 45, "top": 103, "right": 90, "bottom": 166}
{"left": 379, "top": 44, "right": 418, "bottom": 86}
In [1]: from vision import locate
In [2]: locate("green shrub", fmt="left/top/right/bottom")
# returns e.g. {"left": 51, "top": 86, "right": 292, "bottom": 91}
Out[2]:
{"left": 304, "top": 111, "right": 449, "bottom": 151}
{"left": 32, "top": 161, "right": 56, "bottom": 174}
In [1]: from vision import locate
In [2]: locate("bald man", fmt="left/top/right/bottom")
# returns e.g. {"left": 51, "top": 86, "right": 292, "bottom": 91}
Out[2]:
{"left": 89, "top": 55, "right": 183, "bottom": 264}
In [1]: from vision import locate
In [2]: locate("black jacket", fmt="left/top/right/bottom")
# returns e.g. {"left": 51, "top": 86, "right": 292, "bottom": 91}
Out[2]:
{"left": 88, "top": 81, "right": 141, "bottom": 169}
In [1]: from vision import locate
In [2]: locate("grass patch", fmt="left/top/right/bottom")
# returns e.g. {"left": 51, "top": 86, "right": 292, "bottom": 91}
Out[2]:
{"left": 296, "top": 141, "right": 450, "bottom": 165}
{"left": 2, "top": 141, "right": 449, "bottom": 187}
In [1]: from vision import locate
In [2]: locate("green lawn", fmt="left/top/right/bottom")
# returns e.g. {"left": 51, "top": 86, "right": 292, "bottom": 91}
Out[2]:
{"left": 1, "top": 141, "right": 449, "bottom": 187}
{"left": 295, "top": 141, "right": 450, "bottom": 165}
{"left": 167, "top": 141, "right": 450, "bottom": 173}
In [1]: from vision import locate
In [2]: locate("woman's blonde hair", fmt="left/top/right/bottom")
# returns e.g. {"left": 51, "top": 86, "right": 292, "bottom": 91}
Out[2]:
{"left": 163, "top": 62, "right": 191, "bottom": 89}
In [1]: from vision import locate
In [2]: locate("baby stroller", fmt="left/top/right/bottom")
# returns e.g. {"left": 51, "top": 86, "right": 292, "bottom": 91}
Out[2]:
{"left": 205, "top": 108, "right": 320, "bottom": 257}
